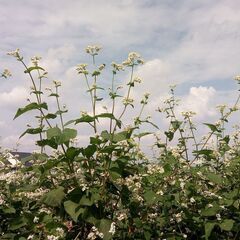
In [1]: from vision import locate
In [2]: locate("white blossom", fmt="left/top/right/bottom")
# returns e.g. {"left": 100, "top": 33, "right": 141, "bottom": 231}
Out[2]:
{"left": 109, "top": 222, "right": 116, "bottom": 235}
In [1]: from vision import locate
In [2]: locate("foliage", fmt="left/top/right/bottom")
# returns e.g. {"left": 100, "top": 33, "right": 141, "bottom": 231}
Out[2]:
{"left": 0, "top": 47, "right": 240, "bottom": 239}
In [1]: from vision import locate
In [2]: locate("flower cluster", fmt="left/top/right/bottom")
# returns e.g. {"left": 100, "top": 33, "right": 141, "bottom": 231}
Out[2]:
{"left": 87, "top": 226, "right": 104, "bottom": 239}
{"left": 122, "top": 52, "right": 144, "bottom": 66}
{"left": 1, "top": 69, "right": 11, "bottom": 78}
{"left": 31, "top": 55, "right": 42, "bottom": 67}
{"left": 76, "top": 63, "right": 89, "bottom": 75}
{"left": 85, "top": 45, "right": 102, "bottom": 56}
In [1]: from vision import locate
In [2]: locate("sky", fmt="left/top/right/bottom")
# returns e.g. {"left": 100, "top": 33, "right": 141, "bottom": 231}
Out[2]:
{"left": 0, "top": 0, "right": 240, "bottom": 153}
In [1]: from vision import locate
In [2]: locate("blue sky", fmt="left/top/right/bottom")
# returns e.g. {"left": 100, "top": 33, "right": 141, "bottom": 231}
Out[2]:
{"left": 0, "top": 0, "right": 240, "bottom": 152}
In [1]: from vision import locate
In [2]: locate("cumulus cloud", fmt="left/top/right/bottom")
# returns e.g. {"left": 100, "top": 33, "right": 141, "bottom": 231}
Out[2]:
{"left": 0, "top": 87, "right": 28, "bottom": 108}
{"left": 177, "top": 86, "right": 217, "bottom": 120}
{"left": 40, "top": 44, "right": 76, "bottom": 76}
{"left": 1, "top": 0, "right": 239, "bottom": 151}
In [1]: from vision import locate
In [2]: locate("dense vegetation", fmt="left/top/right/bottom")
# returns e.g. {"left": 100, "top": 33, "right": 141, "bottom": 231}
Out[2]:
{"left": 0, "top": 46, "right": 240, "bottom": 239}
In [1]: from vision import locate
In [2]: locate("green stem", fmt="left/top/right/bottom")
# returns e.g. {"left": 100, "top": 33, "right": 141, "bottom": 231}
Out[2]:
{"left": 190, "top": 131, "right": 214, "bottom": 165}
{"left": 37, "top": 69, "right": 44, "bottom": 153}
{"left": 84, "top": 74, "right": 96, "bottom": 133}
{"left": 112, "top": 65, "right": 134, "bottom": 135}
{"left": 187, "top": 116, "right": 198, "bottom": 152}
{"left": 20, "top": 60, "right": 52, "bottom": 128}
{"left": 93, "top": 76, "right": 97, "bottom": 133}
{"left": 169, "top": 100, "right": 189, "bottom": 161}
{"left": 109, "top": 73, "right": 116, "bottom": 134}
{"left": 55, "top": 86, "right": 64, "bottom": 130}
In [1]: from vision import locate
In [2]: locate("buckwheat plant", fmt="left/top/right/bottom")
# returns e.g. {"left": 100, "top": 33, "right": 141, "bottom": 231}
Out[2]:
{"left": 1, "top": 46, "right": 240, "bottom": 240}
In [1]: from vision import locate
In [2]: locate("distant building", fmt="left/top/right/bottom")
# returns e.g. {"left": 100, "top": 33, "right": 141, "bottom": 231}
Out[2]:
{"left": 3, "top": 151, "right": 32, "bottom": 166}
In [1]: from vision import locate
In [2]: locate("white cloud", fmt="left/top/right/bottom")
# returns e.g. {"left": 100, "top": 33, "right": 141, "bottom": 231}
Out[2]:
{"left": 131, "top": 59, "right": 172, "bottom": 99}
{"left": 0, "top": 87, "right": 28, "bottom": 107}
{"left": 177, "top": 86, "right": 217, "bottom": 120}
{"left": 1, "top": 0, "right": 240, "bottom": 152}
{"left": 41, "top": 44, "right": 76, "bottom": 76}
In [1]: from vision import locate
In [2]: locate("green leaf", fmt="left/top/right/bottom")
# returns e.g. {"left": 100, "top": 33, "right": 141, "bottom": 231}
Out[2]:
{"left": 79, "top": 195, "right": 94, "bottom": 206}
{"left": 58, "top": 128, "right": 77, "bottom": 144}
{"left": 55, "top": 109, "right": 68, "bottom": 115}
{"left": 97, "top": 219, "right": 112, "bottom": 240}
{"left": 47, "top": 127, "right": 61, "bottom": 139}
{"left": 193, "top": 149, "right": 213, "bottom": 156}
{"left": 64, "top": 119, "right": 76, "bottom": 126}
{"left": 64, "top": 200, "right": 84, "bottom": 222}
{"left": 101, "top": 130, "right": 111, "bottom": 141}
{"left": 24, "top": 66, "right": 45, "bottom": 73}
{"left": 2, "top": 206, "right": 16, "bottom": 214}
{"left": 219, "top": 219, "right": 234, "bottom": 231}
{"left": 42, "top": 186, "right": 65, "bottom": 207}
{"left": 144, "top": 231, "right": 151, "bottom": 240}
{"left": 83, "top": 144, "right": 97, "bottom": 158}
{"left": 65, "top": 147, "right": 81, "bottom": 161}
{"left": 9, "top": 216, "right": 27, "bottom": 230}
{"left": 75, "top": 115, "right": 95, "bottom": 124}
{"left": 37, "top": 139, "right": 58, "bottom": 149}
{"left": 113, "top": 131, "right": 131, "bottom": 142}
{"left": 49, "top": 93, "right": 59, "bottom": 97}
{"left": 19, "top": 127, "right": 43, "bottom": 138}
{"left": 205, "top": 222, "right": 216, "bottom": 239}
{"left": 96, "top": 113, "right": 115, "bottom": 118}
{"left": 144, "top": 190, "right": 157, "bottom": 204}
{"left": 97, "top": 112, "right": 122, "bottom": 128}
{"left": 205, "top": 172, "right": 223, "bottom": 185}
{"left": 14, "top": 102, "right": 48, "bottom": 119}
{"left": 204, "top": 123, "right": 221, "bottom": 132}
{"left": 45, "top": 113, "right": 57, "bottom": 119}
{"left": 31, "top": 90, "right": 43, "bottom": 95}
{"left": 165, "top": 131, "right": 174, "bottom": 141}
{"left": 201, "top": 204, "right": 220, "bottom": 216}
{"left": 171, "top": 120, "right": 182, "bottom": 131}
{"left": 133, "top": 132, "right": 153, "bottom": 139}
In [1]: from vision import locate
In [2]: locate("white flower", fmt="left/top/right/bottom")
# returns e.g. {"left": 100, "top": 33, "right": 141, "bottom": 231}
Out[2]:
{"left": 7, "top": 48, "right": 20, "bottom": 58}
{"left": 122, "top": 97, "right": 134, "bottom": 106}
{"left": 87, "top": 232, "right": 95, "bottom": 240}
{"left": 53, "top": 80, "right": 61, "bottom": 87}
{"left": 1, "top": 69, "right": 12, "bottom": 78}
{"left": 87, "top": 226, "right": 104, "bottom": 239}
{"left": 98, "top": 64, "right": 105, "bottom": 71}
{"left": 144, "top": 92, "right": 150, "bottom": 98}
{"left": 216, "top": 213, "right": 221, "bottom": 221}
{"left": 190, "top": 197, "right": 196, "bottom": 203}
{"left": 234, "top": 75, "right": 240, "bottom": 81}
{"left": 133, "top": 76, "right": 142, "bottom": 83}
{"left": 56, "top": 227, "right": 65, "bottom": 237}
{"left": 157, "top": 190, "right": 164, "bottom": 196}
{"left": 27, "top": 235, "right": 34, "bottom": 240}
{"left": 181, "top": 111, "right": 196, "bottom": 118}
{"left": 0, "top": 194, "right": 5, "bottom": 205}
{"left": 170, "top": 180, "right": 176, "bottom": 185}
{"left": 31, "top": 56, "right": 42, "bottom": 66}
{"left": 85, "top": 45, "right": 102, "bottom": 56}
{"left": 174, "top": 212, "right": 183, "bottom": 223}
{"left": 122, "top": 52, "right": 144, "bottom": 66}
{"left": 109, "top": 222, "right": 116, "bottom": 235}
{"left": 117, "top": 212, "right": 127, "bottom": 221}
{"left": 180, "top": 182, "right": 185, "bottom": 189}
{"left": 76, "top": 63, "right": 89, "bottom": 75}
{"left": 111, "top": 62, "right": 124, "bottom": 71}
{"left": 47, "top": 235, "right": 59, "bottom": 240}
{"left": 33, "top": 216, "right": 39, "bottom": 223}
